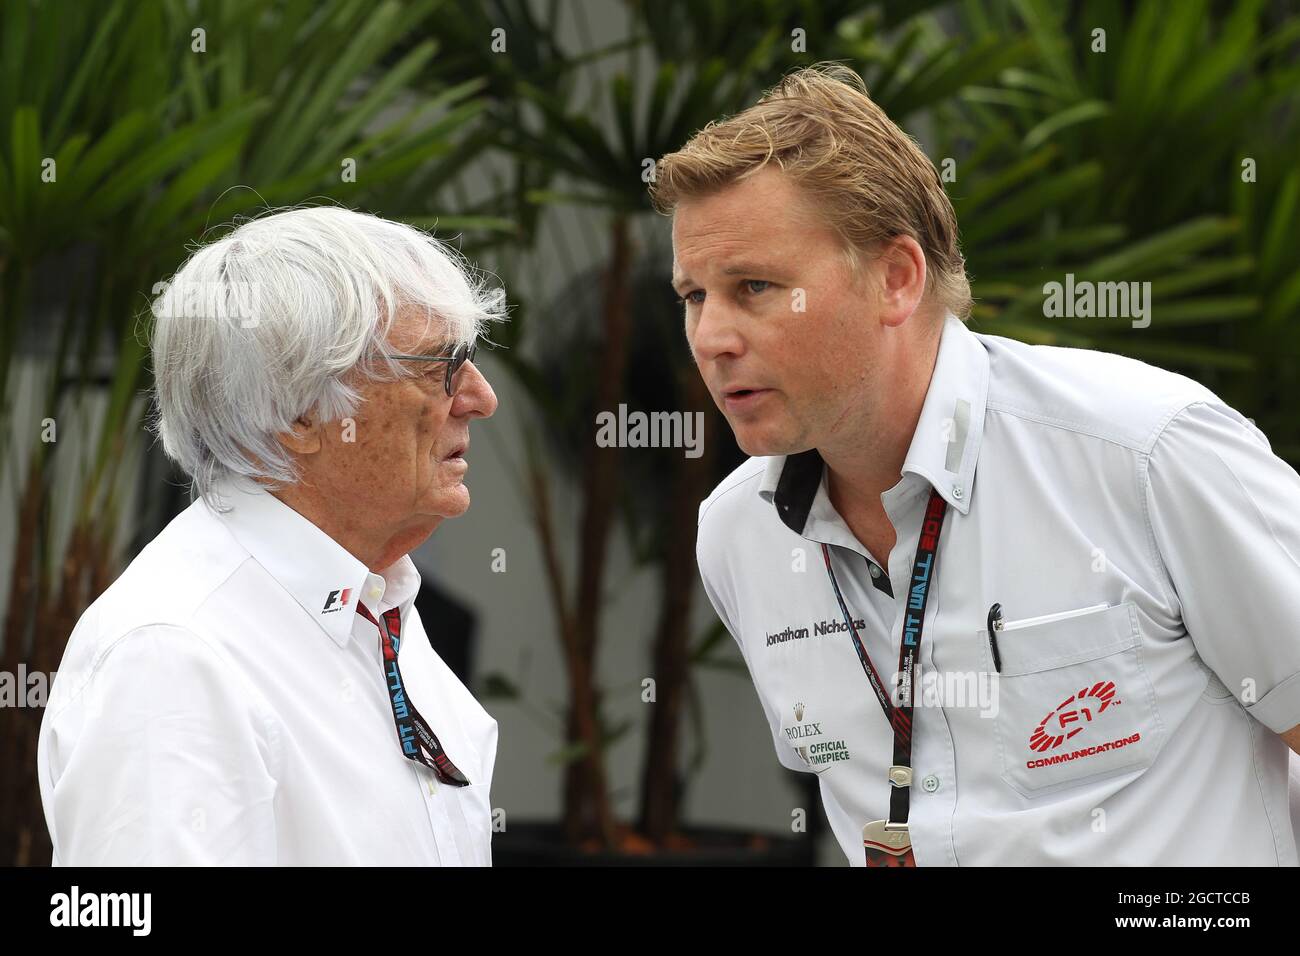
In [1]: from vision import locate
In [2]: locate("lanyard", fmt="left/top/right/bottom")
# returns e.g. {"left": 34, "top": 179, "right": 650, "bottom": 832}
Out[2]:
{"left": 820, "top": 487, "right": 947, "bottom": 829}
{"left": 357, "top": 601, "right": 470, "bottom": 787}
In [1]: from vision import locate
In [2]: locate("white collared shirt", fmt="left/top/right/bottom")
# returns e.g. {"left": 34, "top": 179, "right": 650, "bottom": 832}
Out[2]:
{"left": 698, "top": 311, "right": 1300, "bottom": 865}
{"left": 37, "top": 478, "right": 497, "bottom": 865}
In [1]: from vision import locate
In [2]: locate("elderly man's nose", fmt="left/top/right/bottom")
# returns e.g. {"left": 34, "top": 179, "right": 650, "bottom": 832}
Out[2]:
{"left": 454, "top": 360, "right": 497, "bottom": 418}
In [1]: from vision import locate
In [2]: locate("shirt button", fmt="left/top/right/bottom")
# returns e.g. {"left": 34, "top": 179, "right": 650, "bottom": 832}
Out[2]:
{"left": 952, "top": 485, "right": 964, "bottom": 500}
{"left": 922, "top": 774, "right": 940, "bottom": 793}
{"left": 869, "top": 564, "right": 882, "bottom": 579}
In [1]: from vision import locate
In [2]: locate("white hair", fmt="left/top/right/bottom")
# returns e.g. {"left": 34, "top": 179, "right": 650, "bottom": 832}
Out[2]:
{"left": 147, "top": 205, "right": 505, "bottom": 506}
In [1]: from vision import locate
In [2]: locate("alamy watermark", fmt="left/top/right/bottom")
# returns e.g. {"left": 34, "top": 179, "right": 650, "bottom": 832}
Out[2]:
{"left": 152, "top": 278, "right": 261, "bottom": 327}
{"left": 595, "top": 404, "right": 704, "bottom": 459}
{"left": 891, "top": 667, "right": 999, "bottom": 718}
{"left": 50, "top": 886, "right": 151, "bottom": 936}
{"left": 1, "top": 664, "right": 53, "bottom": 708}
{"left": 1043, "top": 274, "right": 1151, "bottom": 328}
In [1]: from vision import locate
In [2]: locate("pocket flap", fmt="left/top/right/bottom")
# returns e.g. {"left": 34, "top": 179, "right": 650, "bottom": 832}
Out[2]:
{"left": 995, "top": 602, "right": 1138, "bottom": 677}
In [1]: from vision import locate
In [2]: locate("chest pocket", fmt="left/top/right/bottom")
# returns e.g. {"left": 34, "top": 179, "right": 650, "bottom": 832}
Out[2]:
{"left": 976, "top": 601, "right": 1165, "bottom": 797}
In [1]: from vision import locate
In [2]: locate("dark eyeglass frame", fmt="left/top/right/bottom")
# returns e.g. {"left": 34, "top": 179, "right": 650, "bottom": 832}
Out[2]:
{"left": 383, "top": 341, "right": 478, "bottom": 396}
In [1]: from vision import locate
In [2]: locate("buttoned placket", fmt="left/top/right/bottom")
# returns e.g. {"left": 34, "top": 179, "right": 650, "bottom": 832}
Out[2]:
{"left": 877, "top": 477, "right": 960, "bottom": 866}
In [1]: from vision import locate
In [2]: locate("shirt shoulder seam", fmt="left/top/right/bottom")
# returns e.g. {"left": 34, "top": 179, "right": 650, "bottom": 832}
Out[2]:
{"left": 52, "top": 618, "right": 231, "bottom": 717}
{"left": 984, "top": 399, "right": 1198, "bottom": 454}
{"left": 53, "top": 601, "right": 284, "bottom": 777}
{"left": 1138, "top": 400, "right": 1221, "bottom": 623}
{"left": 698, "top": 465, "right": 766, "bottom": 528}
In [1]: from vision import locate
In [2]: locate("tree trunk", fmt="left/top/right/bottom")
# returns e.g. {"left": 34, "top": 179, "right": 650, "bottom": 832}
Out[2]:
{"left": 561, "top": 215, "right": 631, "bottom": 846}
{"left": 0, "top": 458, "right": 44, "bottom": 865}
{"left": 637, "top": 371, "right": 715, "bottom": 843}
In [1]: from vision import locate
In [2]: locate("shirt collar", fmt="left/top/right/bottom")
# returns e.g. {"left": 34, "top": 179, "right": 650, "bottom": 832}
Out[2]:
{"left": 759, "top": 310, "right": 989, "bottom": 535}
{"left": 205, "top": 478, "right": 423, "bottom": 648}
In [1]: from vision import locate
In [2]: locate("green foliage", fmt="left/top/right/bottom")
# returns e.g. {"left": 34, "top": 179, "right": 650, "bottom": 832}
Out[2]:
{"left": 945, "top": 0, "right": 1300, "bottom": 452}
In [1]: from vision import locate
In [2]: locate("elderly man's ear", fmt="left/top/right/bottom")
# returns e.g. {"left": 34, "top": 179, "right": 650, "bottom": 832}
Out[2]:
{"left": 278, "top": 412, "right": 324, "bottom": 456}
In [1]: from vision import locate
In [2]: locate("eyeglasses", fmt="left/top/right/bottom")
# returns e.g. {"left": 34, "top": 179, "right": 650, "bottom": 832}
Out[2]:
{"left": 383, "top": 341, "right": 478, "bottom": 397}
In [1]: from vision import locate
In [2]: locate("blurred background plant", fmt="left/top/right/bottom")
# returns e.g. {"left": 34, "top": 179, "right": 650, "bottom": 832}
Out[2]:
{"left": 1, "top": 0, "right": 1296, "bottom": 865}
{"left": 937, "top": 0, "right": 1300, "bottom": 458}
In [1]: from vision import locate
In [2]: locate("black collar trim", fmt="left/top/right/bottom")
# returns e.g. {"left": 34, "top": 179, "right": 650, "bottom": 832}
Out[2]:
{"left": 773, "top": 449, "right": 824, "bottom": 535}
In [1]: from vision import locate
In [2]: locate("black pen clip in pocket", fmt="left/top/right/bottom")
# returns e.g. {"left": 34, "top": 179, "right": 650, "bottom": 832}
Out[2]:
{"left": 986, "top": 602, "right": 1003, "bottom": 673}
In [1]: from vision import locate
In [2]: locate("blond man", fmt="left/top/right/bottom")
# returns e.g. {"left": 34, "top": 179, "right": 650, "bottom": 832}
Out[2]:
{"left": 653, "top": 64, "right": 1300, "bottom": 866}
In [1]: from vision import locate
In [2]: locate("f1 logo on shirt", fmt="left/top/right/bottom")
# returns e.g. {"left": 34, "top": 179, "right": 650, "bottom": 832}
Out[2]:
{"left": 322, "top": 588, "right": 352, "bottom": 613}
{"left": 1030, "top": 680, "right": 1122, "bottom": 752}
{"left": 1021, "top": 681, "right": 1144, "bottom": 778}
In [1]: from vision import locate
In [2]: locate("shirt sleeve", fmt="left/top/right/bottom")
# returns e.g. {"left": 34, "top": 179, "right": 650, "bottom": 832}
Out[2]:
{"left": 1146, "top": 400, "right": 1300, "bottom": 734}
{"left": 38, "top": 624, "right": 279, "bottom": 865}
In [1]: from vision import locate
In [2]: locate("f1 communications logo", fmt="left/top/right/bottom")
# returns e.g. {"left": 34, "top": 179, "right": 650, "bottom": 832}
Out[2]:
{"left": 1030, "top": 680, "right": 1121, "bottom": 752}
{"left": 322, "top": 588, "right": 352, "bottom": 614}
{"left": 1025, "top": 679, "right": 1141, "bottom": 770}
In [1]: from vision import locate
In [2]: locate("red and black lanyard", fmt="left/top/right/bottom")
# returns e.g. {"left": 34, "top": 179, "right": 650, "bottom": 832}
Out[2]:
{"left": 357, "top": 602, "right": 470, "bottom": 787}
{"left": 819, "top": 487, "right": 948, "bottom": 830}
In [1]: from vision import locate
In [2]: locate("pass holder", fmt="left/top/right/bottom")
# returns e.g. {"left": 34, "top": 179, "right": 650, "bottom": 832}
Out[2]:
{"left": 862, "top": 765, "right": 916, "bottom": 866}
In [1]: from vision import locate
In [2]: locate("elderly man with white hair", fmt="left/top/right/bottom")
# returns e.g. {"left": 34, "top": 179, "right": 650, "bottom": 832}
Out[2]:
{"left": 36, "top": 206, "right": 503, "bottom": 865}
